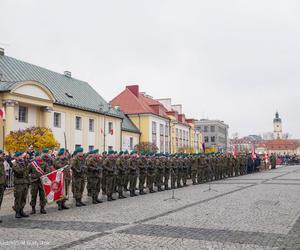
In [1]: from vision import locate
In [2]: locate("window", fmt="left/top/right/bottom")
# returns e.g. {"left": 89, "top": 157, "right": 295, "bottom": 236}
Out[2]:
{"left": 53, "top": 112, "right": 61, "bottom": 128}
{"left": 18, "top": 106, "right": 28, "bottom": 123}
{"left": 204, "top": 126, "right": 208, "bottom": 132}
{"left": 152, "top": 121, "right": 157, "bottom": 146}
{"left": 89, "top": 119, "right": 94, "bottom": 132}
{"left": 152, "top": 121, "right": 157, "bottom": 134}
{"left": 108, "top": 122, "right": 113, "bottom": 134}
{"left": 130, "top": 137, "right": 134, "bottom": 150}
{"left": 165, "top": 125, "right": 169, "bottom": 137}
{"left": 211, "top": 126, "right": 215, "bottom": 132}
{"left": 204, "top": 136, "right": 209, "bottom": 143}
{"left": 159, "top": 124, "right": 164, "bottom": 136}
{"left": 88, "top": 145, "right": 94, "bottom": 152}
{"left": 211, "top": 136, "right": 216, "bottom": 143}
{"left": 75, "top": 116, "right": 82, "bottom": 130}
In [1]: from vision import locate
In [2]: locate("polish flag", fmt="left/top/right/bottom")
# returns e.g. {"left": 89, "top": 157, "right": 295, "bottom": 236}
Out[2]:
{"left": 251, "top": 144, "right": 256, "bottom": 161}
{"left": 233, "top": 144, "right": 237, "bottom": 159}
{"left": 0, "top": 108, "right": 5, "bottom": 120}
{"left": 41, "top": 168, "right": 65, "bottom": 203}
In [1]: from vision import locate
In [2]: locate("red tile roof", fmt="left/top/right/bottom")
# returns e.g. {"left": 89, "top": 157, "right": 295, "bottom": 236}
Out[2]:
{"left": 111, "top": 85, "right": 169, "bottom": 119}
{"left": 257, "top": 139, "right": 300, "bottom": 150}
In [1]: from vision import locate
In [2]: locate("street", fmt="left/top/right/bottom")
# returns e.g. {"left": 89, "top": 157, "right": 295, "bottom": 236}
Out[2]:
{"left": 1, "top": 165, "right": 300, "bottom": 250}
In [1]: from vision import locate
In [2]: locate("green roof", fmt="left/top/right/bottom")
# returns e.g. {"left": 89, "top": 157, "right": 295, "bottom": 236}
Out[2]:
{"left": 120, "top": 113, "right": 140, "bottom": 134}
{"left": 0, "top": 55, "right": 122, "bottom": 118}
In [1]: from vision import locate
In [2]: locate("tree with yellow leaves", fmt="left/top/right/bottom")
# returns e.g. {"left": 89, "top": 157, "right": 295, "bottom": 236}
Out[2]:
{"left": 5, "top": 127, "right": 59, "bottom": 153}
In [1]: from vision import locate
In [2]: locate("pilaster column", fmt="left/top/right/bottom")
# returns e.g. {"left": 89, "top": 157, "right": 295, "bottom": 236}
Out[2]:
{"left": 41, "top": 106, "right": 53, "bottom": 128}
{"left": 3, "top": 100, "right": 18, "bottom": 136}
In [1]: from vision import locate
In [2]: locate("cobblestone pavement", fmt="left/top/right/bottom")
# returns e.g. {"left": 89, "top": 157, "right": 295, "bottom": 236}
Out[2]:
{"left": 0, "top": 165, "right": 300, "bottom": 250}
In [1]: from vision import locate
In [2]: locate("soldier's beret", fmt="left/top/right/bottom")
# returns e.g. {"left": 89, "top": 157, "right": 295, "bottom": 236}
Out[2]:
{"left": 58, "top": 148, "right": 65, "bottom": 156}
{"left": 42, "top": 148, "right": 49, "bottom": 153}
{"left": 35, "top": 152, "right": 41, "bottom": 157}
{"left": 93, "top": 149, "right": 99, "bottom": 154}
{"left": 15, "top": 151, "right": 23, "bottom": 157}
{"left": 75, "top": 147, "right": 84, "bottom": 153}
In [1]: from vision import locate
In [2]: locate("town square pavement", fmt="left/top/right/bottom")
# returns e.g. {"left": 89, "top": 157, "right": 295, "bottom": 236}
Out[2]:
{"left": 0, "top": 165, "right": 300, "bottom": 250}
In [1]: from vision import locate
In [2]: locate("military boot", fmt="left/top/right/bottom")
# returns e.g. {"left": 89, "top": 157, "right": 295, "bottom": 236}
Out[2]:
{"left": 58, "top": 201, "right": 63, "bottom": 210}
{"left": 0, "top": 218, "right": 2, "bottom": 223}
{"left": 75, "top": 199, "right": 82, "bottom": 207}
{"left": 79, "top": 199, "right": 86, "bottom": 206}
{"left": 139, "top": 190, "right": 145, "bottom": 195}
{"left": 40, "top": 207, "right": 47, "bottom": 214}
{"left": 119, "top": 192, "right": 125, "bottom": 199}
{"left": 62, "top": 201, "right": 69, "bottom": 209}
{"left": 157, "top": 186, "right": 162, "bottom": 192}
{"left": 92, "top": 196, "right": 98, "bottom": 204}
{"left": 20, "top": 209, "right": 29, "bottom": 217}
{"left": 96, "top": 198, "right": 103, "bottom": 203}
{"left": 149, "top": 188, "right": 156, "bottom": 193}
{"left": 30, "top": 206, "right": 36, "bottom": 215}
{"left": 165, "top": 185, "right": 170, "bottom": 190}
{"left": 15, "top": 210, "right": 22, "bottom": 219}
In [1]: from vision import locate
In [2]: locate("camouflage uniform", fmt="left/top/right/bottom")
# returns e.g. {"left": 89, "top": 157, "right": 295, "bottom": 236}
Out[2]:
{"left": 146, "top": 157, "right": 156, "bottom": 193}
{"left": 71, "top": 154, "right": 86, "bottom": 206}
{"left": 182, "top": 158, "right": 189, "bottom": 186}
{"left": 138, "top": 157, "right": 147, "bottom": 195}
{"left": 164, "top": 158, "right": 171, "bottom": 190}
{"left": 103, "top": 156, "right": 116, "bottom": 201}
{"left": 53, "top": 153, "right": 70, "bottom": 208}
{"left": 86, "top": 154, "right": 103, "bottom": 203}
{"left": 116, "top": 156, "right": 126, "bottom": 198}
{"left": 191, "top": 156, "right": 198, "bottom": 184}
{"left": 155, "top": 158, "right": 164, "bottom": 191}
{"left": 13, "top": 157, "right": 30, "bottom": 218}
{"left": 176, "top": 158, "right": 183, "bottom": 188}
{"left": 29, "top": 157, "right": 52, "bottom": 214}
{"left": 170, "top": 158, "right": 177, "bottom": 189}
{"left": 128, "top": 156, "right": 138, "bottom": 196}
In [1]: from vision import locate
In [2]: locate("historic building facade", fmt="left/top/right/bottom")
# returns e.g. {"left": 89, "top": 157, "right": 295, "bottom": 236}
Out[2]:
{"left": 0, "top": 49, "right": 139, "bottom": 152}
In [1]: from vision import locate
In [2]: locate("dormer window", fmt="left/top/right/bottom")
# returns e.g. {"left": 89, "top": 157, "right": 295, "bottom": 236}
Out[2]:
{"left": 65, "top": 92, "right": 73, "bottom": 98}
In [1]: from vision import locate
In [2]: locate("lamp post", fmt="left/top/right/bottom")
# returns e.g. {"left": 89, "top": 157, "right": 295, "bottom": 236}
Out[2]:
{"left": 99, "top": 104, "right": 112, "bottom": 152}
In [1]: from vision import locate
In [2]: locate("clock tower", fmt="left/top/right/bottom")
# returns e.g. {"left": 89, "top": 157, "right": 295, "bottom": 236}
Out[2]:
{"left": 273, "top": 112, "right": 283, "bottom": 139}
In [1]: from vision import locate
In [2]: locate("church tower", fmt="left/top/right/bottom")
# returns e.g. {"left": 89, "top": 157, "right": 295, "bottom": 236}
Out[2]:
{"left": 273, "top": 112, "right": 283, "bottom": 139}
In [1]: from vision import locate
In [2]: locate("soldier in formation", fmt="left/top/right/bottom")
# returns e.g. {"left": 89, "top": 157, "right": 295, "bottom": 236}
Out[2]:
{"left": 1, "top": 147, "right": 256, "bottom": 219}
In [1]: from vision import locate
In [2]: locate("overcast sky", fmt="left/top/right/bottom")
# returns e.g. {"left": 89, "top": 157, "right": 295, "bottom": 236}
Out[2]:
{"left": 1, "top": 0, "right": 299, "bottom": 138}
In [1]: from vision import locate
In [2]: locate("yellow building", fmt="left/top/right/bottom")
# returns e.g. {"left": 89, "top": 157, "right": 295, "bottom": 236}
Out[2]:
{"left": 111, "top": 85, "right": 170, "bottom": 153}
{"left": 156, "top": 99, "right": 203, "bottom": 153}
{"left": 0, "top": 49, "right": 139, "bottom": 152}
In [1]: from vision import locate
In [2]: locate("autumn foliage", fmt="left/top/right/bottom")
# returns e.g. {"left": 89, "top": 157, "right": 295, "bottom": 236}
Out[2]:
{"left": 134, "top": 142, "right": 158, "bottom": 153}
{"left": 5, "top": 127, "right": 59, "bottom": 153}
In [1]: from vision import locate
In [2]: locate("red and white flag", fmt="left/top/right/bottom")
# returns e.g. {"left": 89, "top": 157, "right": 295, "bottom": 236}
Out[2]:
{"left": 251, "top": 144, "right": 256, "bottom": 160}
{"left": 0, "top": 107, "right": 5, "bottom": 120}
{"left": 41, "top": 168, "right": 65, "bottom": 203}
{"left": 233, "top": 144, "right": 237, "bottom": 159}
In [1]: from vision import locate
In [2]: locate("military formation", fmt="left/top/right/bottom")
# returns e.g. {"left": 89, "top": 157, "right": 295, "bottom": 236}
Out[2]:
{"left": 0, "top": 147, "right": 264, "bottom": 221}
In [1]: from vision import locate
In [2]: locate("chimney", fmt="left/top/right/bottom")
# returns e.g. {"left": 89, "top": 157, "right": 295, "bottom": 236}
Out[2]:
{"left": 0, "top": 48, "right": 4, "bottom": 56}
{"left": 126, "top": 85, "right": 139, "bottom": 97}
{"left": 64, "top": 70, "right": 71, "bottom": 78}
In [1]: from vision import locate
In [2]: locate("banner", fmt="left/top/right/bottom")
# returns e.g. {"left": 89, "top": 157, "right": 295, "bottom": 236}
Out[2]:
{"left": 41, "top": 168, "right": 65, "bottom": 204}
{"left": 233, "top": 144, "right": 237, "bottom": 159}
